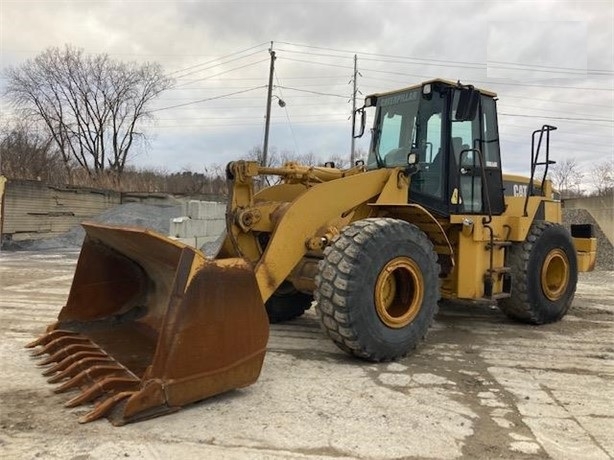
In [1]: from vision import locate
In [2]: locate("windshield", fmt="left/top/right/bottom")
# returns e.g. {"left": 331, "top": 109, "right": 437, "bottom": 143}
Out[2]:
{"left": 367, "top": 89, "right": 421, "bottom": 169}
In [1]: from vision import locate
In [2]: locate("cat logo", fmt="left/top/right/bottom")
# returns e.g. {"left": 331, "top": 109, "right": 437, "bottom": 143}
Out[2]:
{"left": 513, "top": 184, "right": 528, "bottom": 197}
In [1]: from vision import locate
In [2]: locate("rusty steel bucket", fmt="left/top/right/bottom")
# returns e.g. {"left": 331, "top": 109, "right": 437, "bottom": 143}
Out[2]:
{"left": 26, "top": 222, "right": 269, "bottom": 425}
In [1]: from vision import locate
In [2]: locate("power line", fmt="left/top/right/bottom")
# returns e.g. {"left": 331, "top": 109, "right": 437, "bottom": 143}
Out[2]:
{"left": 470, "top": 79, "right": 613, "bottom": 92}
{"left": 151, "top": 86, "right": 267, "bottom": 112}
{"left": 278, "top": 41, "right": 614, "bottom": 75}
{"left": 173, "top": 59, "right": 269, "bottom": 88}
{"left": 281, "top": 56, "right": 355, "bottom": 71}
{"left": 498, "top": 102, "right": 610, "bottom": 120}
{"left": 500, "top": 124, "right": 613, "bottom": 140}
{"left": 277, "top": 41, "right": 484, "bottom": 67}
{"left": 277, "top": 47, "right": 484, "bottom": 71}
{"left": 499, "top": 113, "right": 613, "bottom": 123}
{"left": 488, "top": 60, "right": 614, "bottom": 75}
{"left": 167, "top": 42, "right": 269, "bottom": 77}
{"left": 154, "top": 119, "right": 350, "bottom": 129}
{"left": 172, "top": 49, "right": 264, "bottom": 81}
{"left": 502, "top": 94, "right": 614, "bottom": 110}
{"left": 488, "top": 65, "right": 612, "bottom": 77}
{"left": 155, "top": 112, "right": 348, "bottom": 121}
{"left": 275, "top": 85, "right": 349, "bottom": 99}
{"left": 282, "top": 55, "right": 612, "bottom": 92}
{"left": 274, "top": 70, "right": 301, "bottom": 155}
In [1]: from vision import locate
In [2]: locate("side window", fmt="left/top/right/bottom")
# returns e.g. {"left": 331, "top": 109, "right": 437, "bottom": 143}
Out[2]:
{"left": 451, "top": 90, "right": 482, "bottom": 213}
{"left": 374, "top": 94, "right": 420, "bottom": 168}
{"left": 481, "top": 96, "right": 501, "bottom": 168}
{"left": 379, "top": 112, "right": 402, "bottom": 156}
{"left": 451, "top": 121, "right": 474, "bottom": 166}
{"left": 425, "top": 115, "right": 441, "bottom": 163}
{"left": 411, "top": 111, "right": 444, "bottom": 199}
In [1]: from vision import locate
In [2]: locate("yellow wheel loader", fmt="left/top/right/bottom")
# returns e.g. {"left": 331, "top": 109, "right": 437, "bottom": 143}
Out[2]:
{"left": 27, "top": 79, "right": 597, "bottom": 425}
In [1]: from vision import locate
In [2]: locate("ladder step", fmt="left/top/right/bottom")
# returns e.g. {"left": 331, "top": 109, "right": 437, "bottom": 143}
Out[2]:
{"left": 479, "top": 293, "right": 512, "bottom": 302}
{"left": 487, "top": 266, "right": 511, "bottom": 275}
{"left": 488, "top": 240, "right": 512, "bottom": 249}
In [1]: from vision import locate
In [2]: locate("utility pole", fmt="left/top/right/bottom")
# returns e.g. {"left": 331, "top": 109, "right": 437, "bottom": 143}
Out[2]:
{"left": 350, "top": 54, "right": 358, "bottom": 165}
{"left": 262, "top": 42, "right": 276, "bottom": 167}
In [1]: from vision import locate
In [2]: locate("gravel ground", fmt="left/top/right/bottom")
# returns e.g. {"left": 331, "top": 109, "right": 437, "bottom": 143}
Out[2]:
{"left": 1, "top": 201, "right": 612, "bottom": 458}
{"left": 1, "top": 252, "right": 612, "bottom": 459}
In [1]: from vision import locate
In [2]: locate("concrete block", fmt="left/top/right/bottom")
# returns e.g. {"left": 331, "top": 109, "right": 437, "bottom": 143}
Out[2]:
{"left": 170, "top": 217, "right": 226, "bottom": 239}
{"left": 169, "top": 235, "right": 221, "bottom": 249}
{"left": 186, "top": 201, "right": 225, "bottom": 220}
{"left": 169, "top": 216, "right": 189, "bottom": 237}
{"left": 169, "top": 236, "right": 198, "bottom": 247}
{"left": 207, "top": 219, "right": 226, "bottom": 236}
{"left": 170, "top": 219, "right": 205, "bottom": 238}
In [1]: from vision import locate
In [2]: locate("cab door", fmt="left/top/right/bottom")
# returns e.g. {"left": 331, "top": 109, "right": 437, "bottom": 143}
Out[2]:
{"left": 408, "top": 88, "right": 449, "bottom": 216}
{"left": 449, "top": 92, "right": 505, "bottom": 216}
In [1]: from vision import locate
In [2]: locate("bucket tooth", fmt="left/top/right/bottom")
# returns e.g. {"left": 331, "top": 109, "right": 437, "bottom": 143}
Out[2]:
{"left": 30, "top": 335, "right": 91, "bottom": 357}
{"left": 42, "top": 351, "right": 109, "bottom": 376}
{"left": 79, "top": 391, "right": 134, "bottom": 424}
{"left": 65, "top": 377, "right": 140, "bottom": 408}
{"left": 37, "top": 343, "right": 102, "bottom": 366}
{"left": 47, "top": 357, "right": 115, "bottom": 383}
{"left": 54, "top": 364, "right": 126, "bottom": 393}
{"left": 25, "top": 330, "right": 78, "bottom": 349}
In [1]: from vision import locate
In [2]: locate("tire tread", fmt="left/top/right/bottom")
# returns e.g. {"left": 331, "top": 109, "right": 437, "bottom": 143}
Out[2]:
{"left": 315, "top": 218, "right": 440, "bottom": 362}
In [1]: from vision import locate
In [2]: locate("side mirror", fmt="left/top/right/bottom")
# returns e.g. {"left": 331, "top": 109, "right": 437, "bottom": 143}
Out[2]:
{"left": 353, "top": 106, "right": 366, "bottom": 138}
{"left": 455, "top": 86, "right": 479, "bottom": 121}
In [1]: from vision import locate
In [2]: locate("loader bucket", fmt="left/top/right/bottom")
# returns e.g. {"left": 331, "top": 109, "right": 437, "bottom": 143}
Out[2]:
{"left": 26, "top": 222, "right": 269, "bottom": 425}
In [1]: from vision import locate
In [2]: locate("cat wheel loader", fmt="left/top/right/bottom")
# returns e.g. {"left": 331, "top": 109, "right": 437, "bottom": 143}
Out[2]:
{"left": 27, "top": 79, "right": 597, "bottom": 425}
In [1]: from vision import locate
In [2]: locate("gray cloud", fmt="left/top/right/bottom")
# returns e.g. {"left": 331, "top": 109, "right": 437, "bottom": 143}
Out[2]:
{"left": 1, "top": 0, "right": 612, "bottom": 189}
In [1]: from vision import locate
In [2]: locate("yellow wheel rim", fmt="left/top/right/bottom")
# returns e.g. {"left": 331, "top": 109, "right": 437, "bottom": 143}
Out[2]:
{"left": 541, "top": 248, "right": 570, "bottom": 301}
{"left": 374, "top": 257, "right": 424, "bottom": 328}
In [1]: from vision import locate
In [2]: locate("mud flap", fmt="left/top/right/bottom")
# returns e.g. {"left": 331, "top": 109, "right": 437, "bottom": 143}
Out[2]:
{"left": 26, "top": 222, "right": 269, "bottom": 425}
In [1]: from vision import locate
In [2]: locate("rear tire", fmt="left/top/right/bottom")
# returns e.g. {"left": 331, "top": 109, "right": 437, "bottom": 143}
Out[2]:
{"left": 315, "top": 218, "right": 440, "bottom": 361}
{"left": 265, "top": 282, "right": 312, "bottom": 323}
{"left": 499, "top": 221, "right": 577, "bottom": 324}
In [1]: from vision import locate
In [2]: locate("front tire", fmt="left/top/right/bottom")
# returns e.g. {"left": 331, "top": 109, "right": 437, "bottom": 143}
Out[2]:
{"left": 499, "top": 222, "right": 577, "bottom": 324}
{"left": 265, "top": 282, "right": 312, "bottom": 323}
{"left": 315, "top": 218, "right": 440, "bottom": 361}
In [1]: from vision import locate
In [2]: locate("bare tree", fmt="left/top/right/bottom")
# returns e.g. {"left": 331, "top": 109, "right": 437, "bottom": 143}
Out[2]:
{"left": 246, "top": 145, "right": 280, "bottom": 167}
{"left": 4, "top": 45, "right": 173, "bottom": 184}
{"left": 0, "top": 121, "right": 66, "bottom": 183}
{"left": 550, "top": 158, "right": 584, "bottom": 197}
{"left": 590, "top": 160, "right": 614, "bottom": 196}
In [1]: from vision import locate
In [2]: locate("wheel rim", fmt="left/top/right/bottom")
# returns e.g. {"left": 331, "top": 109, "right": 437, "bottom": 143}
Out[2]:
{"left": 541, "top": 248, "right": 570, "bottom": 301}
{"left": 374, "top": 257, "right": 424, "bottom": 328}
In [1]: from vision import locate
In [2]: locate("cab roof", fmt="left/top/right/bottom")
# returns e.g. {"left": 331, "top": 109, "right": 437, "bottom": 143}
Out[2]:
{"left": 366, "top": 78, "right": 498, "bottom": 99}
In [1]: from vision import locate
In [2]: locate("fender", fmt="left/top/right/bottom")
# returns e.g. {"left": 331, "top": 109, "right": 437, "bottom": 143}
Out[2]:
{"left": 369, "top": 202, "right": 455, "bottom": 275}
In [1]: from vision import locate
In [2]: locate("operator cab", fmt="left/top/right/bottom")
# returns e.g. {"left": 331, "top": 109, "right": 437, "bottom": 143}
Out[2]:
{"left": 359, "top": 79, "right": 505, "bottom": 217}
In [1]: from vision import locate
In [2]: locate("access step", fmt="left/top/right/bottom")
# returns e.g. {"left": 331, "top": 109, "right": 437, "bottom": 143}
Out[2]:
{"left": 487, "top": 240, "right": 512, "bottom": 250}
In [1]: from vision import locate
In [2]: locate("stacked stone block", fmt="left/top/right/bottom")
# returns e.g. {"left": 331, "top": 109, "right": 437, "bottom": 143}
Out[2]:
{"left": 169, "top": 200, "right": 226, "bottom": 248}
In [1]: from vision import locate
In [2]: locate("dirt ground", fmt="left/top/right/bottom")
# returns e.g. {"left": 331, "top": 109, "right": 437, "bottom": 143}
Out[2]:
{"left": 1, "top": 250, "right": 612, "bottom": 459}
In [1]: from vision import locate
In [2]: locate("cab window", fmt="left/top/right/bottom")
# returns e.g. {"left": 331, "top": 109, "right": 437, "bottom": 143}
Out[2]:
{"left": 367, "top": 90, "right": 420, "bottom": 168}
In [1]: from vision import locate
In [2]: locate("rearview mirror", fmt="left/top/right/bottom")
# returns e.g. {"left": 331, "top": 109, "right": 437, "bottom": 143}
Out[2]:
{"left": 353, "top": 106, "right": 366, "bottom": 138}
{"left": 455, "top": 86, "right": 479, "bottom": 121}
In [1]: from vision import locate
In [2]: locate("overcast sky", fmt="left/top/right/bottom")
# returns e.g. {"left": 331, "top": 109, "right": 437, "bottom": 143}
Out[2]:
{"left": 1, "top": 0, "right": 612, "bottom": 185}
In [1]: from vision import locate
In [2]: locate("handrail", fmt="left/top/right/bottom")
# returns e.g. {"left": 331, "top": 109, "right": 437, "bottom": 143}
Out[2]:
{"left": 523, "top": 124, "right": 557, "bottom": 216}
